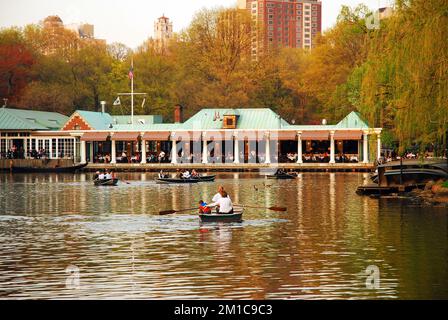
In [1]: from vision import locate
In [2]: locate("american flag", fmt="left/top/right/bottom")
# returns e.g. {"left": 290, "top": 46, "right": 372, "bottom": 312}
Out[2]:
{"left": 128, "top": 66, "right": 134, "bottom": 80}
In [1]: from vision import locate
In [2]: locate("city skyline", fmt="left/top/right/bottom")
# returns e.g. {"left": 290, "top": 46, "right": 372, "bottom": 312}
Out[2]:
{"left": 0, "top": 0, "right": 392, "bottom": 48}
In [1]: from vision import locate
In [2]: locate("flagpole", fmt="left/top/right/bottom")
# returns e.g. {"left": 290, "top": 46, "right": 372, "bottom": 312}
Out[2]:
{"left": 131, "top": 57, "right": 134, "bottom": 127}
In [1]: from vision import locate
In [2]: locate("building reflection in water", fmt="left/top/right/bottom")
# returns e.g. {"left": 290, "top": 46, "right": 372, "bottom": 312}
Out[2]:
{"left": 1, "top": 172, "right": 447, "bottom": 299}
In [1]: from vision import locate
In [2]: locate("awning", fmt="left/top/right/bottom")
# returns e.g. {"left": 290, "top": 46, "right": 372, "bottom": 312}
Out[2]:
{"left": 301, "top": 131, "right": 330, "bottom": 140}
{"left": 173, "top": 131, "right": 201, "bottom": 142}
{"left": 80, "top": 132, "right": 109, "bottom": 141}
{"left": 111, "top": 132, "right": 140, "bottom": 141}
{"left": 203, "top": 131, "right": 234, "bottom": 141}
{"left": 333, "top": 130, "right": 362, "bottom": 140}
{"left": 234, "top": 131, "right": 264, "bottom": 141}
{"left": 271, "top": 131, "right": 297, "bottom": 141}
{"left": 142, "top": 132, "right": 171, "bottom": 141}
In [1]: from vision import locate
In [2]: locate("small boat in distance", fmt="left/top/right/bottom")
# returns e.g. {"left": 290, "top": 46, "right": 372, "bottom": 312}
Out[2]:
{"left": 94, "top": 178, "right": 119, "bottom": 186}
{"left": 199, "top": 207, "right": 244, "bottom": 223}
{"left": 156, "top": 178, "right": 200, "bottom": 184}
{"left": 11, "top": 163, "right": 88, "bottom": 173}
{"left": 192, "top": 175, "right": 216, "bottom": 182}
{"left": 267, "top": 173, "right": 296, "bottom": 180}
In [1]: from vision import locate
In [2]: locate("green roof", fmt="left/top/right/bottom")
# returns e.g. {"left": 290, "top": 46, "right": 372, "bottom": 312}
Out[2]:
{"left": 0, "top": 108, "right": 68, "bottom": 130}
{"left": 181, "top": 108, "right": 290, "bottom": 130}
{"left": 74, "top": 111, "right": 165, "bottom": 130}
{"left": 75, "top": 110, "right": 114, "bottom": 130}
{"left": 335, "top": 111, "right": 369, "bottom": 129}
{"left": 61, "top": 108, "right": 373, "bottom": 132}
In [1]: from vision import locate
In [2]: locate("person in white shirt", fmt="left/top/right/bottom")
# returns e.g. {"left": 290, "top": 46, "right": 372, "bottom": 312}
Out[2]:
{"left": 212, "top": 186, "right": 231, "bottom": 203}
{"left": 182, "top": 170, "right": 191, "bottom": 179}
{"left": 105, "top": 171, "right": 112, "bottom": 180}
{"left": 208, "top": 191, "right": 233, "bottom": 214}
{"left": 98, "top": 172, "right": 105, "bottom": 180}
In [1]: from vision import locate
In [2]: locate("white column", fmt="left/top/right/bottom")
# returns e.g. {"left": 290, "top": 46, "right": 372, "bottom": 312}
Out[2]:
{"left": 35, "top": 138, "right": 38, "bottom": 151}
{"left": 330, "top": 131, "right": 335, "bottom": 164}
{"left": 234, "top": 134, "right": 240, "bottom": 164}
{"left": 265, "top": 132, "right": 271, "bottom": 164}
{"left": 73, "top": 138, "right": 77, "bottom": 162}
{"left": 202, "top": 133, "right": 208, "bottom": 164}
{"left": 89, "top": 142, "right": 94, "bottom": 162}
{"left": 111, "top": 140, "right": 117, "bottom": 164}
{"left": 23, "top": 138, "right": 28, "bottom": 159}
{"left": 297, "top": 132, "right": 303, "bottom": 164}
{"left": 55, "top": 138, "right": 59, "bottom": 158}
{"left": 80, "top": 140, "right": 87, "bottom": 164}
{"left": 140, "top": 139, "right": 147, "bottom": 164}
{"left": 49, "top": 139, "right": 53, "bottom": 159}
{"left": 377, "top": 132, "right": 381, "bottom": 161}
{"left": 171, "top": 134, "right": 178, "bottom": 164}
{"left": 363, "top": 131, "right": 369, "bottom": 163}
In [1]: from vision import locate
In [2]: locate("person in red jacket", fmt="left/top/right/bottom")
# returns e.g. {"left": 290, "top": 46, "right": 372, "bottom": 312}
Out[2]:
{"left": 198, "top": 200, "right": 211, "bottom": 214}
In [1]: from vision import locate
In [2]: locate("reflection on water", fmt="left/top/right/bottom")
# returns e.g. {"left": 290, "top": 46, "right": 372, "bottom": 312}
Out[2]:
{"left": 0, "top": 172, "right": 447, "bottom": 299}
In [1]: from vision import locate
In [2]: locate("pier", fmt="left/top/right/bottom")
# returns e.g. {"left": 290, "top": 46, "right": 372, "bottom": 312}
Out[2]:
{"left": 83, "top": 162, "right": 375, "bottom": 172}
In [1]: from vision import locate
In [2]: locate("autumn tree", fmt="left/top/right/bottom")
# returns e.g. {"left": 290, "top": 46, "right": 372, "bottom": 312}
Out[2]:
{"left": 0, "top": 28, "right": 35, "bottom": 103}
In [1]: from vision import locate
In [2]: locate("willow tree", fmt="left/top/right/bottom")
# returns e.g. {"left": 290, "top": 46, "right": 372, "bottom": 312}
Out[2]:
{"left": 300, "top": 4, "right": 372, "bottom": 122}
{"left": 358, "top": 0, "right": 448, "bottom": 153}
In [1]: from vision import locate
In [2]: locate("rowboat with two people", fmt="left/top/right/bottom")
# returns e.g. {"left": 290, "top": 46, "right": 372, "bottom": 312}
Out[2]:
{"left": 156, "top": 169, "right": 215, "bottom": 184}
{"left": 159, "top": 185, "right": 287, "bottom": 223}
{"left": 93, "top": 169, "right": 119, "bottom": 186}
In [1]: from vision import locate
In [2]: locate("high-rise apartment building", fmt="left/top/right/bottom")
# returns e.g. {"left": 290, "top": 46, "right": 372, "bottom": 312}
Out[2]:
{"left": 239, "top": 0, "right": 322, "bottom": 54}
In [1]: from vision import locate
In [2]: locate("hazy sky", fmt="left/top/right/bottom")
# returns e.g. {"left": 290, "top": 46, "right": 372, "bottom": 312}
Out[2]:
{"left": 0, "top": 0, "right": 393, "bottom": 48}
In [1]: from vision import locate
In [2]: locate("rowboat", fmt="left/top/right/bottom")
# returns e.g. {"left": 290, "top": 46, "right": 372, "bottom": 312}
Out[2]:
{"left": 156, "top": 178, "right": 199, "bottom": 184}
{"left": 267, "top": 173, "right": 296, "bottom": 180}
{"left": 199, "top": 207, "right": 244, "bottom": 223}
{"left": 192, "top": 175, "right": 216, "bottom": 182}
{"left": 11, "top": 163, "right": 88, "bottom": 173}
{"left": 94, "top": 178, "right": 119, "bottom": 186}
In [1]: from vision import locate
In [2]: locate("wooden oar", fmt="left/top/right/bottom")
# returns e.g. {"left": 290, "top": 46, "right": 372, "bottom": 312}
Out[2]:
{"left": 159, "top": 207, "right": 198, "bottom": 215}
{"left": 235, "top": 204, "right": 287, "bottom": 212}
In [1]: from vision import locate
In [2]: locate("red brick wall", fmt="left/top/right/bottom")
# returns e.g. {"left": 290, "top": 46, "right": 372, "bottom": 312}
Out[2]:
{"left": 62, "top": 115, "right": 91, "bottom": 131}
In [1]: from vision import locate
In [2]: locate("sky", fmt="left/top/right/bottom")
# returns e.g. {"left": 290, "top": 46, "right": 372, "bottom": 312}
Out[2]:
{"left": 0, "top": 0, "right": 394, "bottom": 48}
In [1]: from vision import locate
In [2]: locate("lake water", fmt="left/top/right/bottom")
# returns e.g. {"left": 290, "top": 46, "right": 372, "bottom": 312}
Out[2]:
{"left": 0, "top": 172, "right": 447, "bottom": 299}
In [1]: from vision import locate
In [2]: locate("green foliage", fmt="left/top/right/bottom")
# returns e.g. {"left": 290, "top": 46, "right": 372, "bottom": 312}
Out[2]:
{"left": 442, "top": 181, "right": 448, "bottom": 189}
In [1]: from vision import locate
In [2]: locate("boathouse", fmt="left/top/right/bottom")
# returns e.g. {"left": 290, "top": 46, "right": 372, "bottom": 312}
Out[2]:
{"left": 0, "top": 106, "right": 382, "bottom": 167}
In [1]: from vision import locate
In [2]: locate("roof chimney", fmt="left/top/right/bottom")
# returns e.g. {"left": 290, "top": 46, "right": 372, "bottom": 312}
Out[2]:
{"left": 100, "top": 101, "right": 106, "bottom": 114}
{"left": 174, "top": 104, "right": 183, "bottom": 123}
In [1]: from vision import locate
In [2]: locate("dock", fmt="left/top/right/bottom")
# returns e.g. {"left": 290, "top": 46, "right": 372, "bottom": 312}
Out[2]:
{"left": 83, "top": 162, "right": 375, "bottom": 172}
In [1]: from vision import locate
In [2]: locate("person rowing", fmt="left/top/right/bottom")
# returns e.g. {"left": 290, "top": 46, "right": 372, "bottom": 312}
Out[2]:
{"left": 105, "top": 170, "right": 112, "bottom": 180}
{"left": 207, "top": 191, "right": 233, "bottom": 214}
{"left": 212, "top": 186, "right": 230, "bottom": 202}
{"left": 159, "top": 170, "right": 168, "bottom": 179}
{"left": 191, "top": 169, "right": 199, "bottom": 178}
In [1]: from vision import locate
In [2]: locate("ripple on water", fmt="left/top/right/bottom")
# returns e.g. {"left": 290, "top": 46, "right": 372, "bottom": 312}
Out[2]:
{"left": 0, "top": 172, "right": 447, "bottom": 299}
